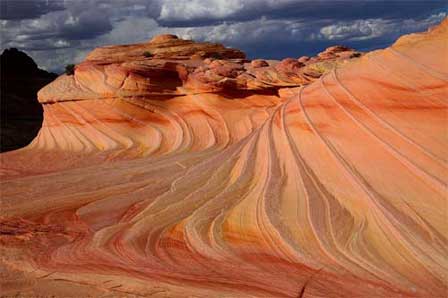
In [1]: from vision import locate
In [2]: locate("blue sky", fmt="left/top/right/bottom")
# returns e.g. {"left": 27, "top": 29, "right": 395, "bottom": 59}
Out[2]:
{"left": 1, "top": 0, "right": 446, "bottom": 73}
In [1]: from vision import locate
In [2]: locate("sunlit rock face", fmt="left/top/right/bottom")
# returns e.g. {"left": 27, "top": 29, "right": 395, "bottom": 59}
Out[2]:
{"left": 37, "top": 35, "right": 359, "bottom": 103}
{"left": 1, "top": 19, "right": 447, "bottom": 298}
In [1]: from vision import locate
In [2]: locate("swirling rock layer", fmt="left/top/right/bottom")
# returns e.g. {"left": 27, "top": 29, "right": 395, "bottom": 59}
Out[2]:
{"left": 1, "top": 20, "right": 447, "bottom": 297}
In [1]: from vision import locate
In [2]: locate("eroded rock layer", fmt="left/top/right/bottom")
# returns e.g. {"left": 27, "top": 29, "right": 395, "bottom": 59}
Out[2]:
{"left": 0, "top": 19, "right": 447, "bottom": 298}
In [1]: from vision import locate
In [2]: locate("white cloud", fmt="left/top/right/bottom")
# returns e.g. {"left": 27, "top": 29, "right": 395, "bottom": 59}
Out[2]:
{"left": 1, "top": 1, "right": 445, "bottom": 72}
{"left": 97, "top": 17, "right": 161, "bottom": 45}
{"left": 170, "top": 17, "right": 314, "bottom": 47}
{"left": 159, "top": 0, "right": 244, "bottom": 21}
{"left": 54, "top": 40, "right": 70, "bottom": 47}
{"left": 157, "top": 0, "right": 298, "bottom": 21}
{"left": 319, "top": 12, "right": 447, "bottom": 41}
{"left": 320, "top": 20, "right": 380, "bottom": 41}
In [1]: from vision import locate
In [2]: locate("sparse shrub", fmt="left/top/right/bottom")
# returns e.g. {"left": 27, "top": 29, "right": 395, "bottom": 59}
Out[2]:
{"left": 65, "top": 64, "right": 75, "bottom": 75}
{"left": 208, "top": 52, "right": 222, "bottom": 60}
{"left": 143, "top": 51, "right": 153, "bottom": 58}
{"left": 350, "top": 52, "right": 362, "bottom": 58}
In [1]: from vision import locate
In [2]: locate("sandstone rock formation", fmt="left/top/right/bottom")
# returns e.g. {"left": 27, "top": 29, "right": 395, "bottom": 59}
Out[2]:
{"left": 0, "top": 48, "right": 57, "bottom": 152}
{"left": 0, "top": 19, "right": 447, "bottom": 297}
{"left": 37, "top": 36, "right": 359, "bottom": 103}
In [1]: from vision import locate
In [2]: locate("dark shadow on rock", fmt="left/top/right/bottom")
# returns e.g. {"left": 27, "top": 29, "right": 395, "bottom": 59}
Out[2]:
{"left": 1, "top": 48, "right": 57, "bottom": 152}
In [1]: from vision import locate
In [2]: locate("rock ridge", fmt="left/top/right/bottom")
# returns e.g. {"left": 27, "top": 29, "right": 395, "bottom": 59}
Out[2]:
{"left": 38, "top": 34, "right": 361, "bottom": 103}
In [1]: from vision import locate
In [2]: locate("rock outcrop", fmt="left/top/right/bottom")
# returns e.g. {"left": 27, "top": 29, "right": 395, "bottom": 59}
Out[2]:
{"left": 0, "top": 48, "right": 57, "bottom": 152}
{"left": 1, "top": 19, "right": 447, "bottom": 298}
{"left": 37, "top": 36, "right": 359, "bottom": 103}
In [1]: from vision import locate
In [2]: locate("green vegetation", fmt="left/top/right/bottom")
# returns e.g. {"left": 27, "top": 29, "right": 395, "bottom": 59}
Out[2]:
{"left": 350, "top": 52, "right": 362, "bottom": 58}
{"left": 208, "top": 52, "right": 222, "bottom": 60}
{"left": 309, "top": 62, "right": 330, "bottom": 74}
{"left": 65, "top": 64, "right": 75, "bottom": 75}
{"left": 143, "top": 51, "right": 153, "bottom": 58}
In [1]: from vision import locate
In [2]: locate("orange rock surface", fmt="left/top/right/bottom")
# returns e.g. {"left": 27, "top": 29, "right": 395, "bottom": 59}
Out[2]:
{"left": 0, "top": 19, "right": 447, "bottom": 297}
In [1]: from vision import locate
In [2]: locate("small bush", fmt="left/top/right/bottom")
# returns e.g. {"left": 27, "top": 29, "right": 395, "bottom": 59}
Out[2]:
{"left": 65, "top": 64, "right": 75, "bottom": 75}
{"left": 143, "top": 51, "right": 153, "bottom": 58}
{"left": 350, "top": 52, "right": 362, "bottom": 58}
{"left": 208, "top": 52, "right": 222, "bottom": 60}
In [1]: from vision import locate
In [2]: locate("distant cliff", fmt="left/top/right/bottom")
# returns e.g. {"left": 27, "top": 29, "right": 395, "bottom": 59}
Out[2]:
{"left": 0, "top": 48, "right": 57, "bottom": 152}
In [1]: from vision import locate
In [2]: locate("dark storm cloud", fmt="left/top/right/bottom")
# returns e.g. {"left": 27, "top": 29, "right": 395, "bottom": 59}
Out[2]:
{"left": 59, "top": 10, "right": 113, "bottom": 40}
{"left": 0, "top": 0, "right": 446, "bottom": 73}
{"left": 0, "top": 1, "right": 113, "bottom": 49}
{"left": 156, "top": 0, "right": 448, "bottom": 27}
{"left": 0, "top": 0, "right": 64, "bottom": 20}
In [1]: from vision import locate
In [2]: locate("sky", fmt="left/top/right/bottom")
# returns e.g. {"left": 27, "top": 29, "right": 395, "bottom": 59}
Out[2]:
{"left": 1, "top": 0, "right": 447, "bottom": 73}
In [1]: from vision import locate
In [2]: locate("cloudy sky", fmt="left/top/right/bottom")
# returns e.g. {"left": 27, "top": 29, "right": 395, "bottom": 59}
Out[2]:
{"left": 1, "top": 0, "right": 446, "bottom": 73}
